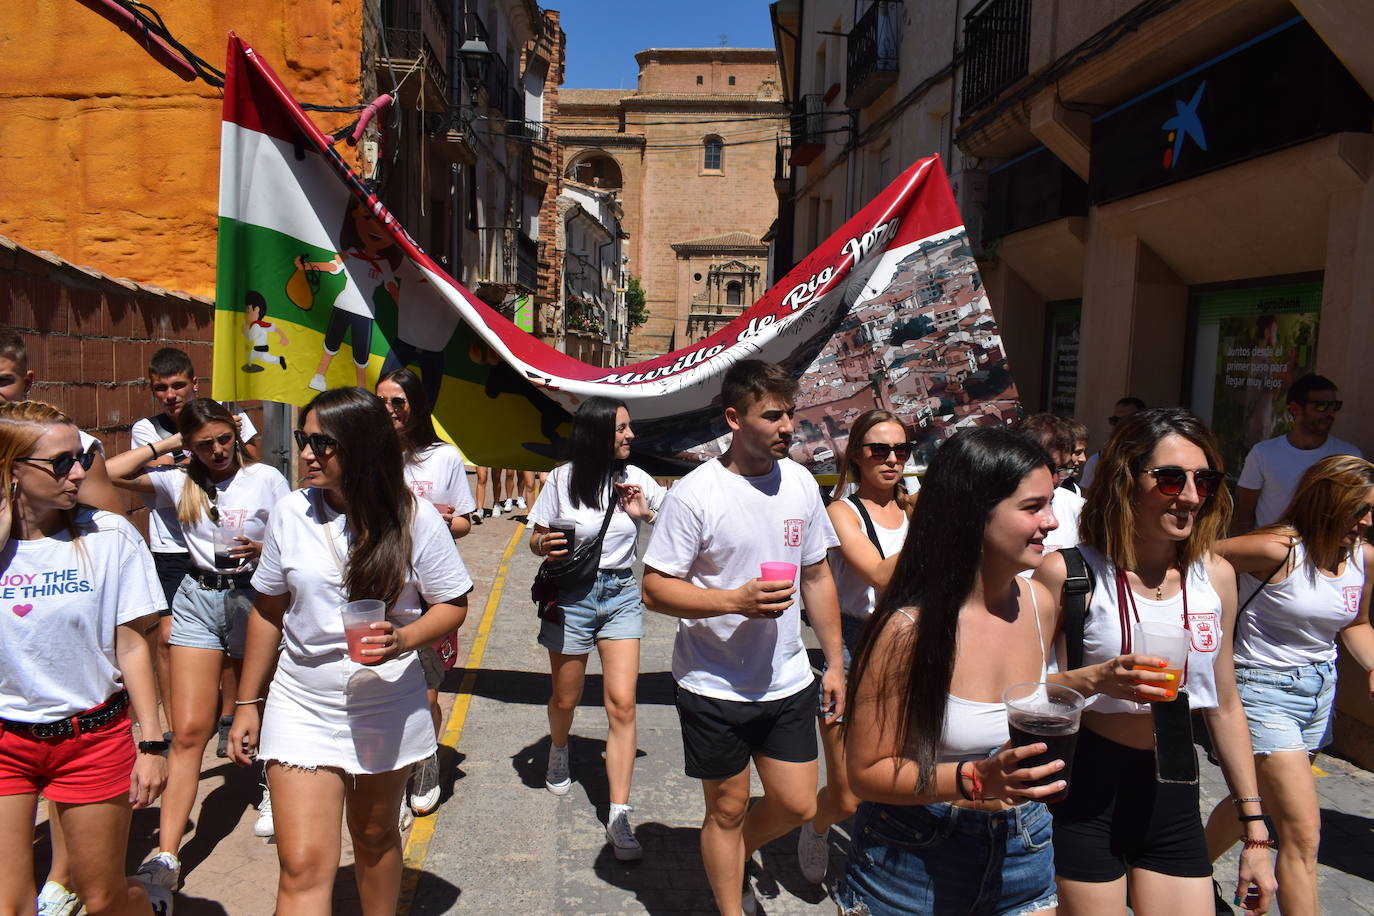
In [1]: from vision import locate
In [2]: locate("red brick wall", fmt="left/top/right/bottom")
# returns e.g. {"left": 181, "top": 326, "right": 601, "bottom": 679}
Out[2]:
{"left": 0, "top": 236, "right": 262, "bottom": 526}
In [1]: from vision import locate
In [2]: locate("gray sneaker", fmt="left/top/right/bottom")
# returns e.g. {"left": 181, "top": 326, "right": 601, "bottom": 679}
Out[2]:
{"left": 545, "top": 743, "right": 571, "bottom": 795}
{"left": 797, "top": 823, "right": 829, "bottom": 883}
{"left": 135, "top": 852, "right": 180, "bottom": 890}
{"left": 409, "top": 752, "right": 441, "bottom": 815}
{"left": 605, "top": 806, "right": 642, "bottom": 861}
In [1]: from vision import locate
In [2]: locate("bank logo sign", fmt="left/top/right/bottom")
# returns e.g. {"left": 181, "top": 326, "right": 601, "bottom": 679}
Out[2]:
{"left": 1161, "top": 80, "right": 1208, "bottom": 168}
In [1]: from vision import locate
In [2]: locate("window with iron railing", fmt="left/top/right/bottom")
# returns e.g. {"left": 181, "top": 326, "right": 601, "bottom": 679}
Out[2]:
{"left": 960, "top": 0, "right": 1032, "bottom": 119}
{"left": 846, "top": 0, "right": 901, "bottom": 109}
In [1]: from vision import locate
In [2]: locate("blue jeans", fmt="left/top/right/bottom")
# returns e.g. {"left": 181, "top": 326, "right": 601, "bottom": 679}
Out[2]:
{"left": 1236, "top": 661, "right": 1337, "bottom": 754}
{"left": 837, "top": 801, "right": 1057, "bottom": 916}
{"left": 537, "top": 569, "right": 642, "bottom": 655}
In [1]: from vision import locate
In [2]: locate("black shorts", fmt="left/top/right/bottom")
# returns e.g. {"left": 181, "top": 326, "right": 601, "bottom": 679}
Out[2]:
{"left": 322, "top": 308, "right": 373, "bottom": 365}
{"left": 152, "top": 551, "right": 192, "bottom": 617}
{"left": 675, "top": 678, "right": 818, "bottom": 780}
{"left": 1050, "top": 727, "right": 1211, "bottom": 881}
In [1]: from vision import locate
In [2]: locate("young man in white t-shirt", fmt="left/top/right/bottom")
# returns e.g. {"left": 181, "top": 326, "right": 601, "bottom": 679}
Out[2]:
{"left": 1233, "top": 374, "right": 1364, "bottom": 533}
{"left": 643, "top": 360, "right": 845, "bottom": 916}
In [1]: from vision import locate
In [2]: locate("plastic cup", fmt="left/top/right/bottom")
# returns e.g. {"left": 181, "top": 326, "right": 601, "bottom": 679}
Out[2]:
{"left": 1003, "top": 681, "right": 1085, "bottom": 803}
{"left": 212, "top": 525, "right": 240, "bottom": 570}
{"left": 548, "top": 518, "right": 577, "bottom": 553}
{"left": 1132, "top": 621, "right": 1190, "bottom": 701}
{"left": 759, "top": 562, "right": 798, "bottom": 584}
{"left": 342, "top": 599, "right": 387, "bottom": 665}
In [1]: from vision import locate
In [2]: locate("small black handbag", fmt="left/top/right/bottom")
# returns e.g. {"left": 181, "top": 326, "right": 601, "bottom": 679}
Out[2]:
{"left": 531, "top": 489, "right": 618, "bottom": 623}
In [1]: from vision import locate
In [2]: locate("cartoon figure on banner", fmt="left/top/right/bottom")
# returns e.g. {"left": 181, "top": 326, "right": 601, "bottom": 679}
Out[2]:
{"left": 470, "top": 339, "right": 570, "bottom": 458}
{"left": 241, "top": 290, "right": 289, "bottom": 373}
{"left": 379, "top": 265, "right": 455, "bottom": 409}
{"left": 300, "top": 196, "right": 404, "bottom": 392}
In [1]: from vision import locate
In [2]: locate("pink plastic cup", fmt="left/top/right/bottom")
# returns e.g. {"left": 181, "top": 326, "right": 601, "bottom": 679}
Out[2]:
{"left": 759, "top": 562, "right": 798, "bottom": 584}
{"left": 342, "top": 599, "right": 387, "bottom": 665}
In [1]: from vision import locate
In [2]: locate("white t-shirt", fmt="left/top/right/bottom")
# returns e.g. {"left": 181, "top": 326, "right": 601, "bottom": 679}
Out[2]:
{"left": 1080, "top": 452, "right": 1102, "bottom": 491}
{"left": 404, "top": 443, "right": 477, "bottom": 518}
{"left": 529, "top": 463, "right": 665, "bottom": 571}
{"left": 828, "top": 497, "right": 908, "bottom": 618}
{"left": 0, "top": 509, "right": 164, "bottom": 720}
{"left": 132, "top": 409, "right": 260, "bottom": 553}
{"left": 644, "top": 457, "right": 839, "bottom": 701}
{"left": 252, "top": 489, "right": 473, "bottom": 661}
{"left": 1237, "top": 434, "right": 1364, "bottom": 528}
{"left": 147, "top": 463, "right": 290, "bottom": 574}
{"left": 1234, "top": 542, "right": 1367, "bottom": 668}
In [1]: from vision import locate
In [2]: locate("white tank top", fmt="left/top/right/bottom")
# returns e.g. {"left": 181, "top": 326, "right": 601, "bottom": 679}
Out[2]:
{"left": 1234, "top": 541, "right": 1366, "bottom": 668}
{"left": 829, "top": 498, "right": 909, "bottom": 618}
{"left": 897, "top": 584, "right": 1048, "bottom": 763}
{"left": 1077, "top": 544, "right": 1223, "bottom": 714}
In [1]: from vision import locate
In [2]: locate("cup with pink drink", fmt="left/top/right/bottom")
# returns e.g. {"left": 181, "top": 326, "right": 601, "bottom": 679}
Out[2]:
{"left": 342, "top": 599, "right": 387, "bottom": 665}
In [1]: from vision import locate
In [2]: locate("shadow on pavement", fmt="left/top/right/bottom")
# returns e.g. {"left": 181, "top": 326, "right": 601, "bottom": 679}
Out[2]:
{"left": 593, "top": 822, "right": 717, "bottom": 914}
{"left": 511, "top": 734, "right": 646, "bottom": 805}
{"left": 1319, "top": 807, "right": 1374, "bottom": 880}
{"left": 399, "top": 866, "right": 464, "bottom": 916}
{"left": 176, "top": 763, "right": 259, "bottom": 879}
{"left": 435, "top": 745, "right": 468, "bottom": 805}
{"left": 446, "top": 667, "right": 679, "bottom": 708}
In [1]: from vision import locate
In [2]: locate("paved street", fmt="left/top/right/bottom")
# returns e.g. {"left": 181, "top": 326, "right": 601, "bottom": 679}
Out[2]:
{"left": 32, "top": 509, "right": 1374, "bottom": 914}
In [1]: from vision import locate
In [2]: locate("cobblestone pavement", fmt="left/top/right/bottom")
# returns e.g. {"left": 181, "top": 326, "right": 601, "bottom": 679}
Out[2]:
{"left": 31, "top": 509, "right": 1374, "bottom": 914}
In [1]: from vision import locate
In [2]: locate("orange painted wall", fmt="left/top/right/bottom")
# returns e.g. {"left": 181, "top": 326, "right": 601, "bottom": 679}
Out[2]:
{"left": 0, "top": 1, "right": 364, "bottom": 298}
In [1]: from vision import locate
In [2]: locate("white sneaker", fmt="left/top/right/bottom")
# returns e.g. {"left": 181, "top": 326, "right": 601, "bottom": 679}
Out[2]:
{"left": 409, "top": 752, "right": 441, "bottom": 815}
{"left": 399, "top": 799, "right": 414, "bottom": 832}
{"left": 797, "top": 823, "right": 829, "bottom": 883}
{"left": 135, "top": 851, "right": 181, "bottom": 891}
{"left": 605, "top": 805, "right": 642, "bottom": 862}
{"left": 144, "top": 883, "right": 173, "bottom": 916}
{"left": 254, "top": 784, "right": 274, "bottom": 837}
{"left": 515, "top": 496, "right": 527, "bottom": 510}
{"left": 36, "top": 881, "right": 80, "bottom": 916}
{"left": 307, "top": 373, "right": 327, "bottom": 392}
{"left": 503, "top": 498, "right": 516, "bottom": 512}
{"left": 490, "top": 502, "right": 502, "bottom": 517}
{"left": 545, "top": 742, "right": 571, "bottom": 795}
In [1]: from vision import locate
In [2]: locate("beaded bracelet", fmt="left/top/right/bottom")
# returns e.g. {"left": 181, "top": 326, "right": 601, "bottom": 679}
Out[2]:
{"left": 1242, "top": 838, "right": 1276, "bottom": 850}
{"left": 1232, "top": 796, "right": 1263, "bottom": 806}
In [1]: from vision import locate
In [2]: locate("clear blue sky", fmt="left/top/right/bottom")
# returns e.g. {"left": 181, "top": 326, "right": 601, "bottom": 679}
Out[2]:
{"left": 553, "top": 0, "right": 778, "bottom": 89}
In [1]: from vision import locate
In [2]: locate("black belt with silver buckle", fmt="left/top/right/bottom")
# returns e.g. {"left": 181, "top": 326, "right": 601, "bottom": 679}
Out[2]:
{"left": 2, "top": 691, "right": 129, "bottom": 739}
{"left": 192, "top": 569, "right": 254, "bottom": 590}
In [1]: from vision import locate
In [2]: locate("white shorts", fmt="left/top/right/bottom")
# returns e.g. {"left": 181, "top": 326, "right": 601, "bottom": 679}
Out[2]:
{"left": 260, "top": 649, "right": 435, "bottom": 775}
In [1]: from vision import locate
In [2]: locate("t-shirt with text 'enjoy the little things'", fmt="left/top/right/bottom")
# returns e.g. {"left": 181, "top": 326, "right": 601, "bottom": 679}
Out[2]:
{"left": 644, "top": 457, "right": 838, "bottom": 703}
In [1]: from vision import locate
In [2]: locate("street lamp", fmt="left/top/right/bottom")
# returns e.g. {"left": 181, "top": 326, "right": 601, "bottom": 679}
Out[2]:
{"left": 459, "top": 35, "right": 493, "bottom": 85}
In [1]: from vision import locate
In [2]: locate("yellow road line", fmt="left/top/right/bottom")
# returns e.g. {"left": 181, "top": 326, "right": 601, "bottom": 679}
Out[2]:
{"left": 398, "top": 525, "right": 525, "bottom": 914}
{"left": 1312, "top": 763, "right": 1329, "bottom": 777}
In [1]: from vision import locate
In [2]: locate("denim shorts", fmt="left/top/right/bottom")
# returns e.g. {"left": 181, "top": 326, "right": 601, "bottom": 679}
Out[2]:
{"left": 1236, "top": 661, "right": 1337, "bottom": 754}
{"left": 537, "top": 568, "right": 642, "bottom": 655}
{"left": 837, "top": 801, "right": 1057, "bottom": 916}
{"left": 169, "top": 575, "right": 253, "bottom": 658}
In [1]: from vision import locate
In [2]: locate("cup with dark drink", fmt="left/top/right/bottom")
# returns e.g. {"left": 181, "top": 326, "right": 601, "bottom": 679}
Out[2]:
{"left": 548, "top": 518, "right": 577, "bottom": 554}
{"left": 213, "top": 525, "right": 241, "bottom": 570}
{"left": 1003, "top": 681, "right": 1086, "bottom": 803}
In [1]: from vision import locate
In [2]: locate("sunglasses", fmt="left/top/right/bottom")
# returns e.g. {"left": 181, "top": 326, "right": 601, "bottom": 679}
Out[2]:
{"left": 1143, "top": 466, "right": 1225, "bottom": 500}
{"left": 15, "top": 450, "right": 97, "bottom": 478}
{"left": 190, "top": 432, "right": 236, "bottom": 452}
{"left": 382, "top": 397, "right": 408, "bottom": 411}
{"left": 293, "top": 430, "right": 339, "bottom": 456}
{"left": 863, "top": 442, "right": 913, "bottom": 461}
{"left": 1303, "top": 399, "right": 1342, "bottom": 413}
{"left": 1354, "top": 503, "right": 1374, "bottom": 522}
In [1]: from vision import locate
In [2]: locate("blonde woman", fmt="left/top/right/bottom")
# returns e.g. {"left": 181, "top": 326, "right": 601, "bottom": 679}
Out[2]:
{"left": 108, "top": 398, "right": 289, "bottom": 891}
{"left": 0, "top": 401, "right": 166, "bottom": 916}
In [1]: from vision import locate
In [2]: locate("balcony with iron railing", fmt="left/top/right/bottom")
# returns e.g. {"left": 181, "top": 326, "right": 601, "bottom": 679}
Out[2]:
{"left": 516, "top": 232, "right": 538, "bottom": 292}
{"left": 378, "top": 26, "right": 448, "bottom": 108}
{"left": 846, "top": 1, "right": 901, "bottom": 109}
{"left": 789, "top": 93, "right": 826, "bottom": 166}
{"left": 960, "top": 0, "right": 1032, "bottom": 119}
{"left": 424, "top": 105, "right": 477, "bottom": 164}
{"left": 565, "top": 296, "right": 607, "bottom": 339}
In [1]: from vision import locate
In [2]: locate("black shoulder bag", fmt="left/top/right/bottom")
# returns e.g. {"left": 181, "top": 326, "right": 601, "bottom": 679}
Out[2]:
{"left": 847, "top": 494, "right": 886, "bottom": 558}
{"left": 531, "top": 489, "right": 618, "bottom": 623}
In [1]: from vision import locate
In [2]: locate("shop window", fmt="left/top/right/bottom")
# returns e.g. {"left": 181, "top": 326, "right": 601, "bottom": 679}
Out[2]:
{"left": 703, "top": 137, "right": 723, "bottom": 171}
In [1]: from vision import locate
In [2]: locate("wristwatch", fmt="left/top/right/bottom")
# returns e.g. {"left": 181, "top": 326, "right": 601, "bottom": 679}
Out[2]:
{"left": 137, "top": 739, "right": 170, "bottom": 755}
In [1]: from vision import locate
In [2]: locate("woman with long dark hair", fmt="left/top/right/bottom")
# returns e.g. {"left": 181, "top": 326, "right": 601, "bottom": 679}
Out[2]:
{"left": 798, "top": 409, "right": 915, "bottom": 885}
{"left": 527, "top": 396, "right": 663, "bottom": 861}
{"left": 1035, "top": 409, "right": 1276, "bottom": 914}
{"left": 227, "top": 388, "right": 472, "bottom": 916}
{"left": 1202, "top": 455, "right": 1374, "bottom": 915}
{"left": 0, "top": 401, "right": 167, "bottom": 916}
{"left": 835, "top": 426, "right": 1067, "bottom": 916}
{"left": 107, "top": 398, "right": 289, "bottom": 892}
{"left": 376, "top": 368, "right": 475, "bottom": 817}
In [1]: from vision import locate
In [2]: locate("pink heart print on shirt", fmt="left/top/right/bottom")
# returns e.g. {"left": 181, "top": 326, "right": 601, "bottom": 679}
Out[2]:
{"left": 12, "top": 604, "right": 32, "bottom": 617}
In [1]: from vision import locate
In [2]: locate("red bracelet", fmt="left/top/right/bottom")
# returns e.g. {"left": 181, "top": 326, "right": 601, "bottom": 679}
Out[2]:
{"left": 968, "top": 763, "right": 984, "bottom": 801}
{"left": 955, "top": 761, "right": 973, "bottom": 801}
{"left": 1242, "top": 838, "right": 1275, "bottom": 850}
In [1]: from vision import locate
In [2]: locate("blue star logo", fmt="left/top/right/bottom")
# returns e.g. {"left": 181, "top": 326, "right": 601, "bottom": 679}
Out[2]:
{"left": 1161, "top": 80, "right": 1208, "bottom": 168}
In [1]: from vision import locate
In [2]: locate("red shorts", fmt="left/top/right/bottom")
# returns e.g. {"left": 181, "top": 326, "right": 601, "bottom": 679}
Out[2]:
{"left": 0, "top": 712, "right": 135, "bottom": 803}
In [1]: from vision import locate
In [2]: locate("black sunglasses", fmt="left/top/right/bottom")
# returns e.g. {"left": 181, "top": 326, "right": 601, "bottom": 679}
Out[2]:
{"left": 382, "top": 397, "right": 408, "bottom": 411}
{"left": 293, "top": 430, "right": 339, "bottom": 455}
{"left": 863, "top": 442, "right": 913, "bottom": 461}
{"left": 1303, "top": 399, "right": 1342, "bottom": 413}
{"left": 1144, "top": 466, "right": 1225, "bottom": 500}
{"left": 15, "top": 450, "right": 97, "bottom": 478}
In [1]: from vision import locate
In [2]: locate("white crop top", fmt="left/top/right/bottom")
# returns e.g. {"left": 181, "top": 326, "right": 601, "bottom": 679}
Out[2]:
{"left": 829, "top": 498, "right": 909, "bottom": 619}
{"left": 897, "top": 584, "right": 1048, "bottom": 763}
{"left": 1234, "top": 541, "right": 1366, "bottom": 668}
{"left": 1076, "top": 544, "right": 1224, "bottom": 714}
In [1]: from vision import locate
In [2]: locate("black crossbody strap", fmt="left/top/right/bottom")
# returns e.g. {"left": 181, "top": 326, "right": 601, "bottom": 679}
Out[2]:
{"left": 847, "top": 494, "right": 885, "bottom": 559}
{"left": 1238, "top": 540, "right": 1295, "bottom": 616}
{"left": 1060, "top": 547, "right": 1095, "bottom": 671}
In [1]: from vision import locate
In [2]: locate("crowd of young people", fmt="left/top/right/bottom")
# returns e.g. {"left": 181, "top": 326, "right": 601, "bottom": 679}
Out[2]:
{"left": 0, "top": 327, "right": 1368, "bottom": 916}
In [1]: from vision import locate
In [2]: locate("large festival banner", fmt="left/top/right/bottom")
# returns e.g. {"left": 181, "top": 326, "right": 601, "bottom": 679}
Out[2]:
{"left": 214, "top": 36, "right": 1019, "bottom": 473}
